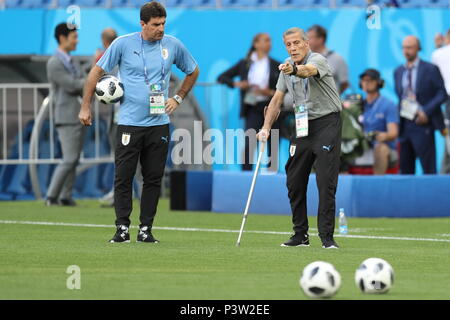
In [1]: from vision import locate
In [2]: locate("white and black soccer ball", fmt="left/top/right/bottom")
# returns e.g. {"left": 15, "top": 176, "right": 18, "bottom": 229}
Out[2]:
{"left": 355, "top": 257, "right": 394, "bottom": 294}
{"left": 299, "top": 261, "right": 341, "bottom": 298}
{"left": 95, "top": 75, "right": 124, "bottom": 104}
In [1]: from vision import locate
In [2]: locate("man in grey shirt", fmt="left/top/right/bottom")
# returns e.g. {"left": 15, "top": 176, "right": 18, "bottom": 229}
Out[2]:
{"left": 45, "top": 23, "right": 85, "bottom": 206}
{"left": 307, "top": 25, "right": 349, "bottom": 95}
{"left": 257, "top": 27, "right": 342, "bottom": 249}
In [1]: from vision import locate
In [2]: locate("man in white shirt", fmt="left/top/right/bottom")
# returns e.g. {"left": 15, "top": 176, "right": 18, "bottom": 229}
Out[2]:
{"left": 431, "top": 29, "right": 450, "bottom": 173}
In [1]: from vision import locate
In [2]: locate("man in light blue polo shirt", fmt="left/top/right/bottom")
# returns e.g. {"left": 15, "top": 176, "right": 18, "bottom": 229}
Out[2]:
{"left": 359, "top": 69, "right": 399, "bottom": 174}
{"left": 79, "top": 2, "right": 199, "bottom": 243}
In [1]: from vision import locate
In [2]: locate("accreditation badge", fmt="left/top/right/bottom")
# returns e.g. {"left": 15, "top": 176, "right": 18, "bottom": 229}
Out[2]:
{"left": 162, "top": 48, "right": 169, "bottom": 60}
{"left": 400, "top": 98, "right": 419, "bottom": 121}
{"left": 294, "top": 104, "right": 308, "bottom": 138}
{"left": 149, "top": 83, "right": 166, "bottom": 115}
{"left": 289, "top": 144, "right": 296, "bottom": 157}
{"left": 121, "top": 133, "right": 131, "bottom": 146}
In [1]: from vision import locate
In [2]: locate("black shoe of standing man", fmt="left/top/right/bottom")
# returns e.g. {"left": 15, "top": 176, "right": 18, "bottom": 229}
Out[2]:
{"left": 45, "top": 197, "right": 59, "bottom": 206}
{"left": 280, "top": 233, "right": 310, "bottom": 247}
{"left": 59, "top": 198, "right": 77, "bottom": 206}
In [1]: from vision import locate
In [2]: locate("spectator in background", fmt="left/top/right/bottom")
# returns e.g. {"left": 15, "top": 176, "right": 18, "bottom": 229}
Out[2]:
{"left": 432, "top": 29, "right": 450, "bottom": 174}
{"left": 307, "top": 25, "right": 349, "bottom": 95}
{"left": 359, "top": 69, "right": 399, "bottom": 175}
{"left": 92, "top": 28, "right": 118, "bottom": 68}
{"left": 217, "top": 33, "right": 281, "bottom": 171}
{"left": 394, "top": 35, "right": 447, "bottom": 174}
{"left": 45, "top": 23, "right": 85, "bottom": 206}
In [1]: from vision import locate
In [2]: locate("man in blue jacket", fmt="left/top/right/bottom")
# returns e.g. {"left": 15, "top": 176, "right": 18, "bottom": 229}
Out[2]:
{"left": 394, "top": 35, "right": 447, "bottom": 174}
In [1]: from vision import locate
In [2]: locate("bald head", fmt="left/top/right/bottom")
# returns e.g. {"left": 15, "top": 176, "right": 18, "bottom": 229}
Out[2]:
{"left": 402, "top": 35, "right": 421, "bottom": 63}
{"left": 101, "top": 28, "right": 117, "bottom": 49}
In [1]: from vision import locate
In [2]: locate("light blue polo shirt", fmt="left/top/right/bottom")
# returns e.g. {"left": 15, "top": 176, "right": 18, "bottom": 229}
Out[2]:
{"left": 97, "top": 32, "right": 198, "bottom": 127}
{"left": 362, "top": 95, "right": 399, "bottom": 150}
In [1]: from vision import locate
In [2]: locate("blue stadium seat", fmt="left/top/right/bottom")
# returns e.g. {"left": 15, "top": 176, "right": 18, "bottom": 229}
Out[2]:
{"left": 5, "top": 0, "right": 52, "bottom": 8}
{"left": 391, "top": 0, "right": 448, "bottom": 7}
{"left": 426, "top": 0, "right": 449, "bottom": 7}
{"left": 221, "top": 0, "right": 273, "bottom": 6}
{"left": 117, "top": 0, "right": 161, "bottom": 8}
{"left": 56, "top": 0, "right": 108, "bottom": 8}
{"left": 110, "top": 0, "right": 129, "bottom": 6}
{"left": 396, "top": 0, "right": 424, "bottom": 7}
{"left": 221, "top": 0, "right": 253, "bottom": 7}
{"left": 165, "top": 0, "right": 216, "bottom": 7}
{"left": 334, "top": 0, "right": 367, "bottom": 7}
{"left": 278, "top": 0, "right": 330, "bottom": 7}
{"left": 0, "top": 164, "right": 16, "bottom": 200}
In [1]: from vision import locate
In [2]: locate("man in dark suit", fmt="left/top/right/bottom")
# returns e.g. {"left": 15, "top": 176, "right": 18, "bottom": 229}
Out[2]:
{"left": 217, "top": 33, "right": 281, "bottom": 171}
{"left": 394, "top": 35, "right": 447, "bottom": 174}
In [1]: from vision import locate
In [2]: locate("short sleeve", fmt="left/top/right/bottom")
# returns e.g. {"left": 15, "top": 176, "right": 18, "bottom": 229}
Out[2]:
{"left": 385, "top": 99, "right": 400, "bottom": 124}
{"left": 307, "top": 54, "right": 329, "bottom": 80}
{"left": 276, "top": 72, "right": 288, "bottom": 93}
{"left": 174, "top": 39, "right": 198, "bottom": 75}
{"left": 97, "top": 37, "right": 122, "bottom": 73}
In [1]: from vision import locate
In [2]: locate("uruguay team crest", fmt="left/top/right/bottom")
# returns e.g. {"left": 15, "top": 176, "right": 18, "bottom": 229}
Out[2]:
{"left": 122, "top": 133, "right": 131, "bottom": 146}
{"left": 290, "top": 144, "right": 296, "bottom": 157}
{"left": 162, "top": 48, "right": 169, "bottom": 60}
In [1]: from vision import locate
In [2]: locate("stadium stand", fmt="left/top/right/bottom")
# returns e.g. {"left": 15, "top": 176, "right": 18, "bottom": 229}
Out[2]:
{"left": 57, "top": 0, "right": 109, "bottom": 7}
{"left": 2, "top": 0, "right": 450, "bottom": 8}
{"left": 334, "top": 0, "right": 368, "bottom": 7}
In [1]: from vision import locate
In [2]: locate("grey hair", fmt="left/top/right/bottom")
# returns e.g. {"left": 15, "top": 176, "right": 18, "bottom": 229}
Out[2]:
{"left": 283, "top": 27, "right": 309, "bottom": 41}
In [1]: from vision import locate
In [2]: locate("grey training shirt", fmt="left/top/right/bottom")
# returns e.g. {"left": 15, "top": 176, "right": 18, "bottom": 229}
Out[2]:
{"left": 276, "top": 51, "right": 342, "bottom": 120}
{"left": 323, "top": 49, "right": 349, "bottom": 91}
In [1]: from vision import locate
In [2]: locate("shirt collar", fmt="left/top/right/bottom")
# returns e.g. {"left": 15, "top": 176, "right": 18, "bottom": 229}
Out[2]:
{"left": 405, "top": 57, "right": 419, "bottom": 69}
{"left": 56, "top": 48, "right": 71, "bottom": 63}
{"left": 250, "top": 51, "right": 269, "bottom": 63}
{"left": 365, "top": 95, "right": 380, "bottom": 108}
{"left": 321, "top": 48, "right": 330, "bottom": 56}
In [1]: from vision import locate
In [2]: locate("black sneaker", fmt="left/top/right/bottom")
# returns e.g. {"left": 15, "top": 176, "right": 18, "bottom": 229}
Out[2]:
{"left": 322, "top": 237, "right": 339, "bottom": 249}
{"left": 109, "top": 225, "right": 130, "bottom": 243}
{"left": 137, "top": 226, "right": 159, "bottom": 243}
{"left": 280, "top": 233, "right": 310, "bottom": 247}
{"left": 45, "top": 197, "right": 59, "bottom": 206}
{"left": 59, "top": 198, "right": 77, "bottom": 206}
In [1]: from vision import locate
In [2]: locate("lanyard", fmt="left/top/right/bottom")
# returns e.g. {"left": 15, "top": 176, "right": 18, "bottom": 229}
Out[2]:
{"left": 140, "top": 33, "right": 166, "bottom": 87}
{"left": 290, "top": 51, "right": 311, "bottom": 106}
{"left": 291, "top": 77, "right": 309, "bottom": 106}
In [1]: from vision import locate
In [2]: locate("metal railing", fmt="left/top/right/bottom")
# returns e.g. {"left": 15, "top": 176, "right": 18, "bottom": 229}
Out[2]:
{"left": 0, "top": 82, "right": 230, "bottom": 198}
{"left": 0, "top": 83, "right": 113, "bottom": 165}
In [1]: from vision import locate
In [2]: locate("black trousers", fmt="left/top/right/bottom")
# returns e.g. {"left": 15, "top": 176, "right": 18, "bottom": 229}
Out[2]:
{"left": 243, "top": 101, "right": 280, "bottom": 171}
{"left": 285, "top": 112, "right": 341, "bottom": 240}
{"left": 399, "top": 120, "right": 436, "bottom": 174}
{"left": 114, "top": 124, "right": 169, "bottom": 228}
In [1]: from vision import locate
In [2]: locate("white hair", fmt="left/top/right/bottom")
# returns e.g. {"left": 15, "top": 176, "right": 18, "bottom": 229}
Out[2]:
{"left": 283, "top": 27, "right": 309, "bottom": 41}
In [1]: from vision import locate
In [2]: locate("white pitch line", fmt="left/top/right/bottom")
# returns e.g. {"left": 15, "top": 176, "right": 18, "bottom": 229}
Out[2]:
{"left": 0, "top": 219, "right": 449, "bottom": 243}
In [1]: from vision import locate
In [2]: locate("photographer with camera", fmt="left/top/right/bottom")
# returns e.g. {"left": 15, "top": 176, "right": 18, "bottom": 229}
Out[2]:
{"left": 359, "top": 69, "right": 399, "bottom": 175}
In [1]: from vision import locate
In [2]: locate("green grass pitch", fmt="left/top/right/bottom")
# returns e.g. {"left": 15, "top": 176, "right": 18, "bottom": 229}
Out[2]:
{"left": 0, "top": 199, "right": 449, "bottom": 300}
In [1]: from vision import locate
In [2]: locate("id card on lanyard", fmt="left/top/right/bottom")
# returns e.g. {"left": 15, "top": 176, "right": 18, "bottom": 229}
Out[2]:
{"left": 141, "top": 34, "right": 166, "bottom": 115}
{"left": 400, "top": 97, "right": 419, "bottom": 121}
{"left": 292, "top": 76, "right": 309, "bottom": 138}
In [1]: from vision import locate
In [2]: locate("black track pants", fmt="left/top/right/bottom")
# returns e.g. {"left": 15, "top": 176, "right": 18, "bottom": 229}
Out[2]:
{"left": 285, "top": 112, "right": 342, "bottom": 240}
{"left": 114, "top": 124, "right": 169, "bottom": 228}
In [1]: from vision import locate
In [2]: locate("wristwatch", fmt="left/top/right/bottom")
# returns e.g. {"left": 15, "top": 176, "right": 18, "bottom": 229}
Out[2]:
{"left": 290, "top": 64, "right": 298, "bottom": 76}
{"left": 173, "top": 95, "right": 183, "bottom": 105}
